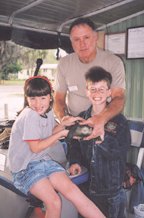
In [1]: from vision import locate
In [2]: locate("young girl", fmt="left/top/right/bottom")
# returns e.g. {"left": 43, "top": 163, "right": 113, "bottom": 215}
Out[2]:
{"left": 8, "top": 76, "right": 105, "bottom": 218}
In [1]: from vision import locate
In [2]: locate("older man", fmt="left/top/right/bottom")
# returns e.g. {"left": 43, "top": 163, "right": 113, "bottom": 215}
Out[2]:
{"left": 54, "top": 18, "right": 125, "bottom": 139}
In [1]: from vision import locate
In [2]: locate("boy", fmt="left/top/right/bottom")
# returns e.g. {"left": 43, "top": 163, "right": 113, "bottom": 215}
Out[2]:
{"left": 68, "top": 66, "right": 131, "bottom": 218}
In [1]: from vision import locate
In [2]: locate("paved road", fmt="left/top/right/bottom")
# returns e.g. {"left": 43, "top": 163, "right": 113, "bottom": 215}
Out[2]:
{"left": 0, "top": 85, "right": 24, "bottom": 120}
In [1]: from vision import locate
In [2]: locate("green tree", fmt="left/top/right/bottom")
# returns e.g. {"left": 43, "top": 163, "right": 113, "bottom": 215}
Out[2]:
{"left": 0, "top": 41, "right": 58, "bottom": 81}
{"left": 2, "top": 62, "right": 22, "bottom": 80}
{"left": 20, "top": 48, "right": 58, "bottom": 76}
{"left": 0, "top": 41, "right": 22, "bottom": 81}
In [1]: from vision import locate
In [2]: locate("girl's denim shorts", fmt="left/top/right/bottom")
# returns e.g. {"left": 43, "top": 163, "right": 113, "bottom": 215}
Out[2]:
{"left": 12, "top": 159, "right": 65, "bottom": 195}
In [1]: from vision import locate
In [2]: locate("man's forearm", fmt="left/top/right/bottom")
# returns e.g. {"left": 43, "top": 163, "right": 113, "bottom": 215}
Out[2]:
{"left": 54, "top": 104, "right": 65, "bottom": 121}
{"left": 54, "top": 92, "right": 68, "bottom": 121}
{"left": 101, "top": 95, "right": 125, "bottom": 124}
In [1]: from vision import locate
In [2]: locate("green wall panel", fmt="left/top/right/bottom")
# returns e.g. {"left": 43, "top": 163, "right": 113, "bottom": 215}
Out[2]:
{"left": 102, "top": 14, "right": 144, "bottom": 119}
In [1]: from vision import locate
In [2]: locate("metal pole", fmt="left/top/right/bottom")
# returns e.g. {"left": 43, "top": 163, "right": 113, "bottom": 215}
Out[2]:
{"left": 4, "top": 104, "right": 8, "bottom": 120}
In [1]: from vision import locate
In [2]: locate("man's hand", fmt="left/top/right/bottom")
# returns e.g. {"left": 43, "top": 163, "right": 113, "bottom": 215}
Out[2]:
{"left": 80, "top": 114, "right": 105, "bottom": 140}
{"left": 61, "top": 115, "right": 84, "bottom": 127}
{"left": 69, "top": 163, "right": 82, "bottom": 175}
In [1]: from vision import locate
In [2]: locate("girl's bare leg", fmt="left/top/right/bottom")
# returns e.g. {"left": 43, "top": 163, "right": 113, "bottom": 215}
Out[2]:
{"left": 49, "top": 172, "right": 105, "bottom": 218}
{"left": 30, "top": 177, "right": 61, "bottom": 218}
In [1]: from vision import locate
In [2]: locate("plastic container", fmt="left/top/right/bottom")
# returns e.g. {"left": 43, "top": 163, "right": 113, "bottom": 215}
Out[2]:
{"left": 134, "top": 204, "right": 144, "bottom": 218}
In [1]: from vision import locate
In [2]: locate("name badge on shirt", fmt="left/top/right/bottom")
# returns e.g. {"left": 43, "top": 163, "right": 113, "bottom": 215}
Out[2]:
{"left": 68, "top": 86, "right": 78, "bottom": 92}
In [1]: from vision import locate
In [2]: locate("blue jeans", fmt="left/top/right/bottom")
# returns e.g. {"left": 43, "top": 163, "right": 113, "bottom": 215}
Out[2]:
{"left": 90, "top": 189, "right": 126, "bottom": 218}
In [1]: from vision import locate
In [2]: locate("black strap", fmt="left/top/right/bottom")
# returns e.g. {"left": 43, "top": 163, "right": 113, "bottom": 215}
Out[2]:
{"left": 33, "top": 58, "right": 43, "bottom": 76}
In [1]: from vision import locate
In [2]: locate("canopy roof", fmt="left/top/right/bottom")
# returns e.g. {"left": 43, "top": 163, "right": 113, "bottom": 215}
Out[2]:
{"left": 0, "top": 0, "right": 144, "bottom": 52}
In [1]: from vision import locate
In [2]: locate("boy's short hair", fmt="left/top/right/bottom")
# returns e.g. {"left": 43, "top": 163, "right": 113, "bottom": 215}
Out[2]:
{"left": 69, "top": 18, "right": 96, "bottom": 34}
{"left": 85, "top": 66, "right": 112, "bottom": 88}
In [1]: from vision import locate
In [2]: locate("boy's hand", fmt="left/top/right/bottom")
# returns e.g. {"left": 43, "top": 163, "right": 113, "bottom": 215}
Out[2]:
{"left": 69, "top": 163, "right": 81, "bottom": 175}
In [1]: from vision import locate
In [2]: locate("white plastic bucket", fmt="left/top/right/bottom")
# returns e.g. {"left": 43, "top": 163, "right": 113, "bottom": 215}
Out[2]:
{"left": 134, "top": 204, "right": 144, "bottom": 218}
